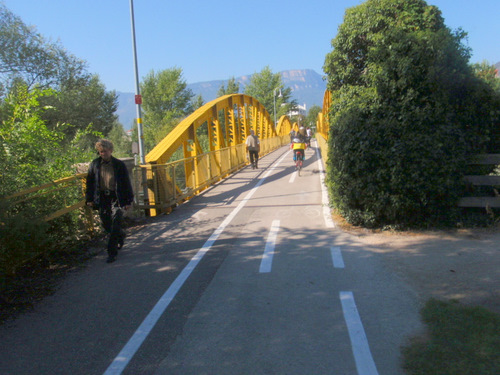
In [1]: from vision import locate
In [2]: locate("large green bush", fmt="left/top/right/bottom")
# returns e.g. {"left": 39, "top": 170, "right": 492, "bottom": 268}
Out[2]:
{"left": 0, "top": 201, "right": 51, "bottom": 278}
{"left": 0, "top": 86, "right": 98, "bottom": 286}
{"left": 324, "top": 0, "right": 500, "bottom": 228}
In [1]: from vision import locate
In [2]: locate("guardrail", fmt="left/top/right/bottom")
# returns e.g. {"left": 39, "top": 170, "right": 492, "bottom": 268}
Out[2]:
{"left": 133, "top": 135, "right": 289, "bottom": 212}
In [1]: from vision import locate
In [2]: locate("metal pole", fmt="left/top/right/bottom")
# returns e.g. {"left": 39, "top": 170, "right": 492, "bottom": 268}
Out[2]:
{"left": 273, "top": 88, "right": 282, "bottom": 129}
{"left": 129, "top": 0, "right": 149, "bottom": 215}
{"left": 129, "top": 0, "right": 145, "bottom": 164}
{"left": 273, "top": 88, "right": 277, "bottom": 129}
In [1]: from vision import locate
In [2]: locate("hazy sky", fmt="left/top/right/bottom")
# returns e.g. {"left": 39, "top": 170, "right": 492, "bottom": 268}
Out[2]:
{"left": 3, "top": 0, "right": 499, "bottom": 93}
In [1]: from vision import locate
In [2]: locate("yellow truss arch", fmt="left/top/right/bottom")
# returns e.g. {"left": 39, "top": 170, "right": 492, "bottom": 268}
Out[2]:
{"left": 146, "top": 94, "right": 287, "bottom": 164}
{"left": 140, "top": 94, "right": 291, "bottom": 215}
{"left": 316, "top": 89, "right": 331, "bottom": 139}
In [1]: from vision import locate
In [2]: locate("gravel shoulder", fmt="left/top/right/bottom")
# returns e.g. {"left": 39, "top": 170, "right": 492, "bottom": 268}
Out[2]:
{"left": 334, "top": 218, "right": 500, "bottom": 314}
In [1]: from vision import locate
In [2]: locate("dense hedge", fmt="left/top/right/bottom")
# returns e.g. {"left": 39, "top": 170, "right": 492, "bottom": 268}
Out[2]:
{"left": 324, "top": 0, "right": 500, "bottom": 228}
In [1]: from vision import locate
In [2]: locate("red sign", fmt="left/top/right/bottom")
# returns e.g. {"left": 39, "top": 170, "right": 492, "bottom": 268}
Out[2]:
{"left": 135, "top": 95, "right": 142, "bottom": 105}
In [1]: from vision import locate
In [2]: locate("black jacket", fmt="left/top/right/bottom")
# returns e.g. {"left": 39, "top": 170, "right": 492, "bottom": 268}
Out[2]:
{"left": 85, "top": 156, "right": 134, "bottom": 208}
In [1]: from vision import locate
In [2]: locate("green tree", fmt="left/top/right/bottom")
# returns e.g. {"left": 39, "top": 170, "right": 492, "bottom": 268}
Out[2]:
{"left": 40, "top": 74, "right": 118, "bottom": 149}
{"left": 107, "top": 121, "right": 133, "bottom": 158}
{"left": 0, "top": 4, "right": 63, "bottom": 89}
{"left": 0, "top": 4, "right": 89, "bottom": 92}
{"left": 0, "top": 85, "right": 99, "bottom": 281}
{"left": 244, "top": 66, "right": 296, "bottom": 121}
{"left": 471, "top": 60, "right": 500, "bottom": 93}
{"left": 0, "top": 85, "right": 96, "bottom": 196}
{"left": 0, "top": 4, "right": 118, "bottom": 151}
{"left": 305, "top": 105, "right": 321, "bottom": 130}
{"left": 140, "top": 67, "right": 194, "bottom": 151}
{"left": 323, "top": 0, "right": 500, "bottom": 228}
{"left": 217, "top": 77, "right": 240, "bottom": 97}
{"left": 191, "top": 94, "right": 204, "bottom": 110}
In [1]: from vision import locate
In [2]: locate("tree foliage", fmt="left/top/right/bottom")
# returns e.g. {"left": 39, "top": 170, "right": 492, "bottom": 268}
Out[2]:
{"left": 323, "top": 0, "right": 500, "bottom": 228}
{"left": 305, "top": 105, "right": 322, "bottom": 130}
{"left": 217, "top": 77, "right": 240, "bottom": 96}
{"left": 40, "top": 74, "right": 118, "bottom": 149}
{"left": 0, "top": 4, "right": 118, "bottom": 150}
{"left": 0, "top": 86, "right": 97, "bottom": 196}
{"left": 0, "top": 5, "right": 121, "bottom": 281}
{"left": 0, "top": 4, "right": 67, "bottom": 89}
{"left": 472, "top": 60, "right": 500, "bottom": 93}
{"left": 107, "top": 120, "right": 133, "bottom": 158}
{"left": 140, "top": 67, "right": 194, "bottom": 151}
{"left": 244, "top": 66, "right": 297, "bottom": 122}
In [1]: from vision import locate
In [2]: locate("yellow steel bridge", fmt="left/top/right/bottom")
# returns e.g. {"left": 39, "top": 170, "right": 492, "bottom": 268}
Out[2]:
{"left": 136, "top": 93, "right": 298, "bottom": 215}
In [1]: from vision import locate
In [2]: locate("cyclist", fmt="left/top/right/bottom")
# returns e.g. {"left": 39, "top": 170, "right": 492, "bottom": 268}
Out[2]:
{"left": 290, "top": 132, "right": 307, "bottom": 165}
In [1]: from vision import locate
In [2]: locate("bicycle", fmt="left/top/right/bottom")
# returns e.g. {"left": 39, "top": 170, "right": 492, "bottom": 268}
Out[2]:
{"left": 295, "top": 150, "right": 304, "bottom": 176}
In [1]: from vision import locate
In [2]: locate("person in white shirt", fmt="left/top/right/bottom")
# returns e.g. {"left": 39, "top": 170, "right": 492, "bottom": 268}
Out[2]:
{"left": 245, "top": 129, "right": 260, "bottom": 169}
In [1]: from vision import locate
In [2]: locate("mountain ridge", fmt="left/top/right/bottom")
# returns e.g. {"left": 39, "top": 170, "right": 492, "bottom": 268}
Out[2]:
{"left": 117, "top": 63, "right": 500, "bottom": 129}
{"left": 117, "top": 69, "right": 326, "bottom": 129}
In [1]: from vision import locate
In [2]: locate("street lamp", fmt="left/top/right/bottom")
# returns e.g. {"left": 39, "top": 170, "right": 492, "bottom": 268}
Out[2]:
{"left": 273, "top": 88, "right": 282, "bottom": 128}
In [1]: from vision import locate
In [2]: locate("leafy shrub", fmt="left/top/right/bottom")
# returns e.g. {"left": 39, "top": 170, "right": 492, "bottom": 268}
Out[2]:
{"left": 324, "top": 0, "right": 500, "bottom": 228}
{"left": 0, "top": 201, "right": 50, "bottom": 280}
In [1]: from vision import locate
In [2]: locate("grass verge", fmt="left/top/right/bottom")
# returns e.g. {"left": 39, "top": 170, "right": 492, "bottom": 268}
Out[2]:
{"left": 402, "top": 298, "right": 500, "bottom": 375}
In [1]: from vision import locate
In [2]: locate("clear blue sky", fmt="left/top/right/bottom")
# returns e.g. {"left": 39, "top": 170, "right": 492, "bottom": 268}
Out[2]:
{"left": 3, "top": 0, "right": 499, "bottom": 93}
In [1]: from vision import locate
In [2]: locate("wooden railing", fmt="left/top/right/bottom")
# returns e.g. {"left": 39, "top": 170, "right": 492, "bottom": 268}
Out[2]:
{"left": 459, "top": 154, "right": 500, "bottom": 208}
{"left": 3, "top": 173, "right": 92, "bottom": 226}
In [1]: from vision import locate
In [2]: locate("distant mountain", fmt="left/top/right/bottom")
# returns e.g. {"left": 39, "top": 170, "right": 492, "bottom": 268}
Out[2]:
{"left": 186, "top": 69, "right": 326, "bottom": 110}
{"left": 117, "top": 69, "right": 326, "bottom": 129}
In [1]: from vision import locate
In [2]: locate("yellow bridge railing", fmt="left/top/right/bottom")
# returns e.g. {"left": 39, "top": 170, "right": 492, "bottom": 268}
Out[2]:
{"left": 315, "top": 90, "right": 331, "bottom": 164}
{"left": 137, "top": 93, "right": 293, "bottom": 215}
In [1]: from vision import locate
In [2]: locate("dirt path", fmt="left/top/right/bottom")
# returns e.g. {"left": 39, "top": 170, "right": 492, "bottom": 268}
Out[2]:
{"left": 335, "top": 220, "right": 500, "bottom": 314}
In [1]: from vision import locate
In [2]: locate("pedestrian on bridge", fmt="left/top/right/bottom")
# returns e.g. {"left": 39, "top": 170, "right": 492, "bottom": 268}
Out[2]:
{"left": 85, "top": 139, "right": 134, "bottom": 263}
{"left": 246, "top": 129, "right": 260, "bottom": 169}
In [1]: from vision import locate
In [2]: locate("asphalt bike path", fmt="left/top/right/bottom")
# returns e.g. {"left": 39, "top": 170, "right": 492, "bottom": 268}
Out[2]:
{"left": 0, "top": 141, "right": 422, "bottom": 375}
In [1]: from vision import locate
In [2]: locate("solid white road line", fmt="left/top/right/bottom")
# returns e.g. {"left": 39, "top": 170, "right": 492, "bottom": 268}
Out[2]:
{"left": 340, "top": 291, "right": 379, "bottom": 375}
{"left": 103, "top": 150, "right": 291, "bottom": 375}
{"left": 259, "top": 220, "right": 280, "bottom": 273}
{"left": 314, "top": 141, "right": 335, "bottom": 228}
{"left": 330, "top": 246, "right": 345, "bottom": 268}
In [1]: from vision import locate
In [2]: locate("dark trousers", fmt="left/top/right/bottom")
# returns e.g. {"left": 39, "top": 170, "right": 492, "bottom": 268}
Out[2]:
{"left": 248, "top": 150, "right": 259, "bottom": 167}
{"left": 98, "top": 192, "right": 124, "bottom": 257}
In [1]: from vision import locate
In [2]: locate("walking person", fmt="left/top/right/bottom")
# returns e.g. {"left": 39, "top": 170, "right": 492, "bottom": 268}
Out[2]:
{"left": 85, "top": 139, "right": 134, "bottom": 263}
{"left": 246, "top": 129, "right": 260, "bottom": 169}
{"left": 306, "top": 126, "right": 312, "bottom": 147}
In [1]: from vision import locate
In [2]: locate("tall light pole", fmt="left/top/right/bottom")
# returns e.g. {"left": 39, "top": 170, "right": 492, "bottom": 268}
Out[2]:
{"left": 273, "top": 88, "right": 282, "bottom": 128}
{"left": 129, "top": 0, "right": 150, "bottom": 215}
{"left": 129, "top": 0, "right": 145, "bottom": 165}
